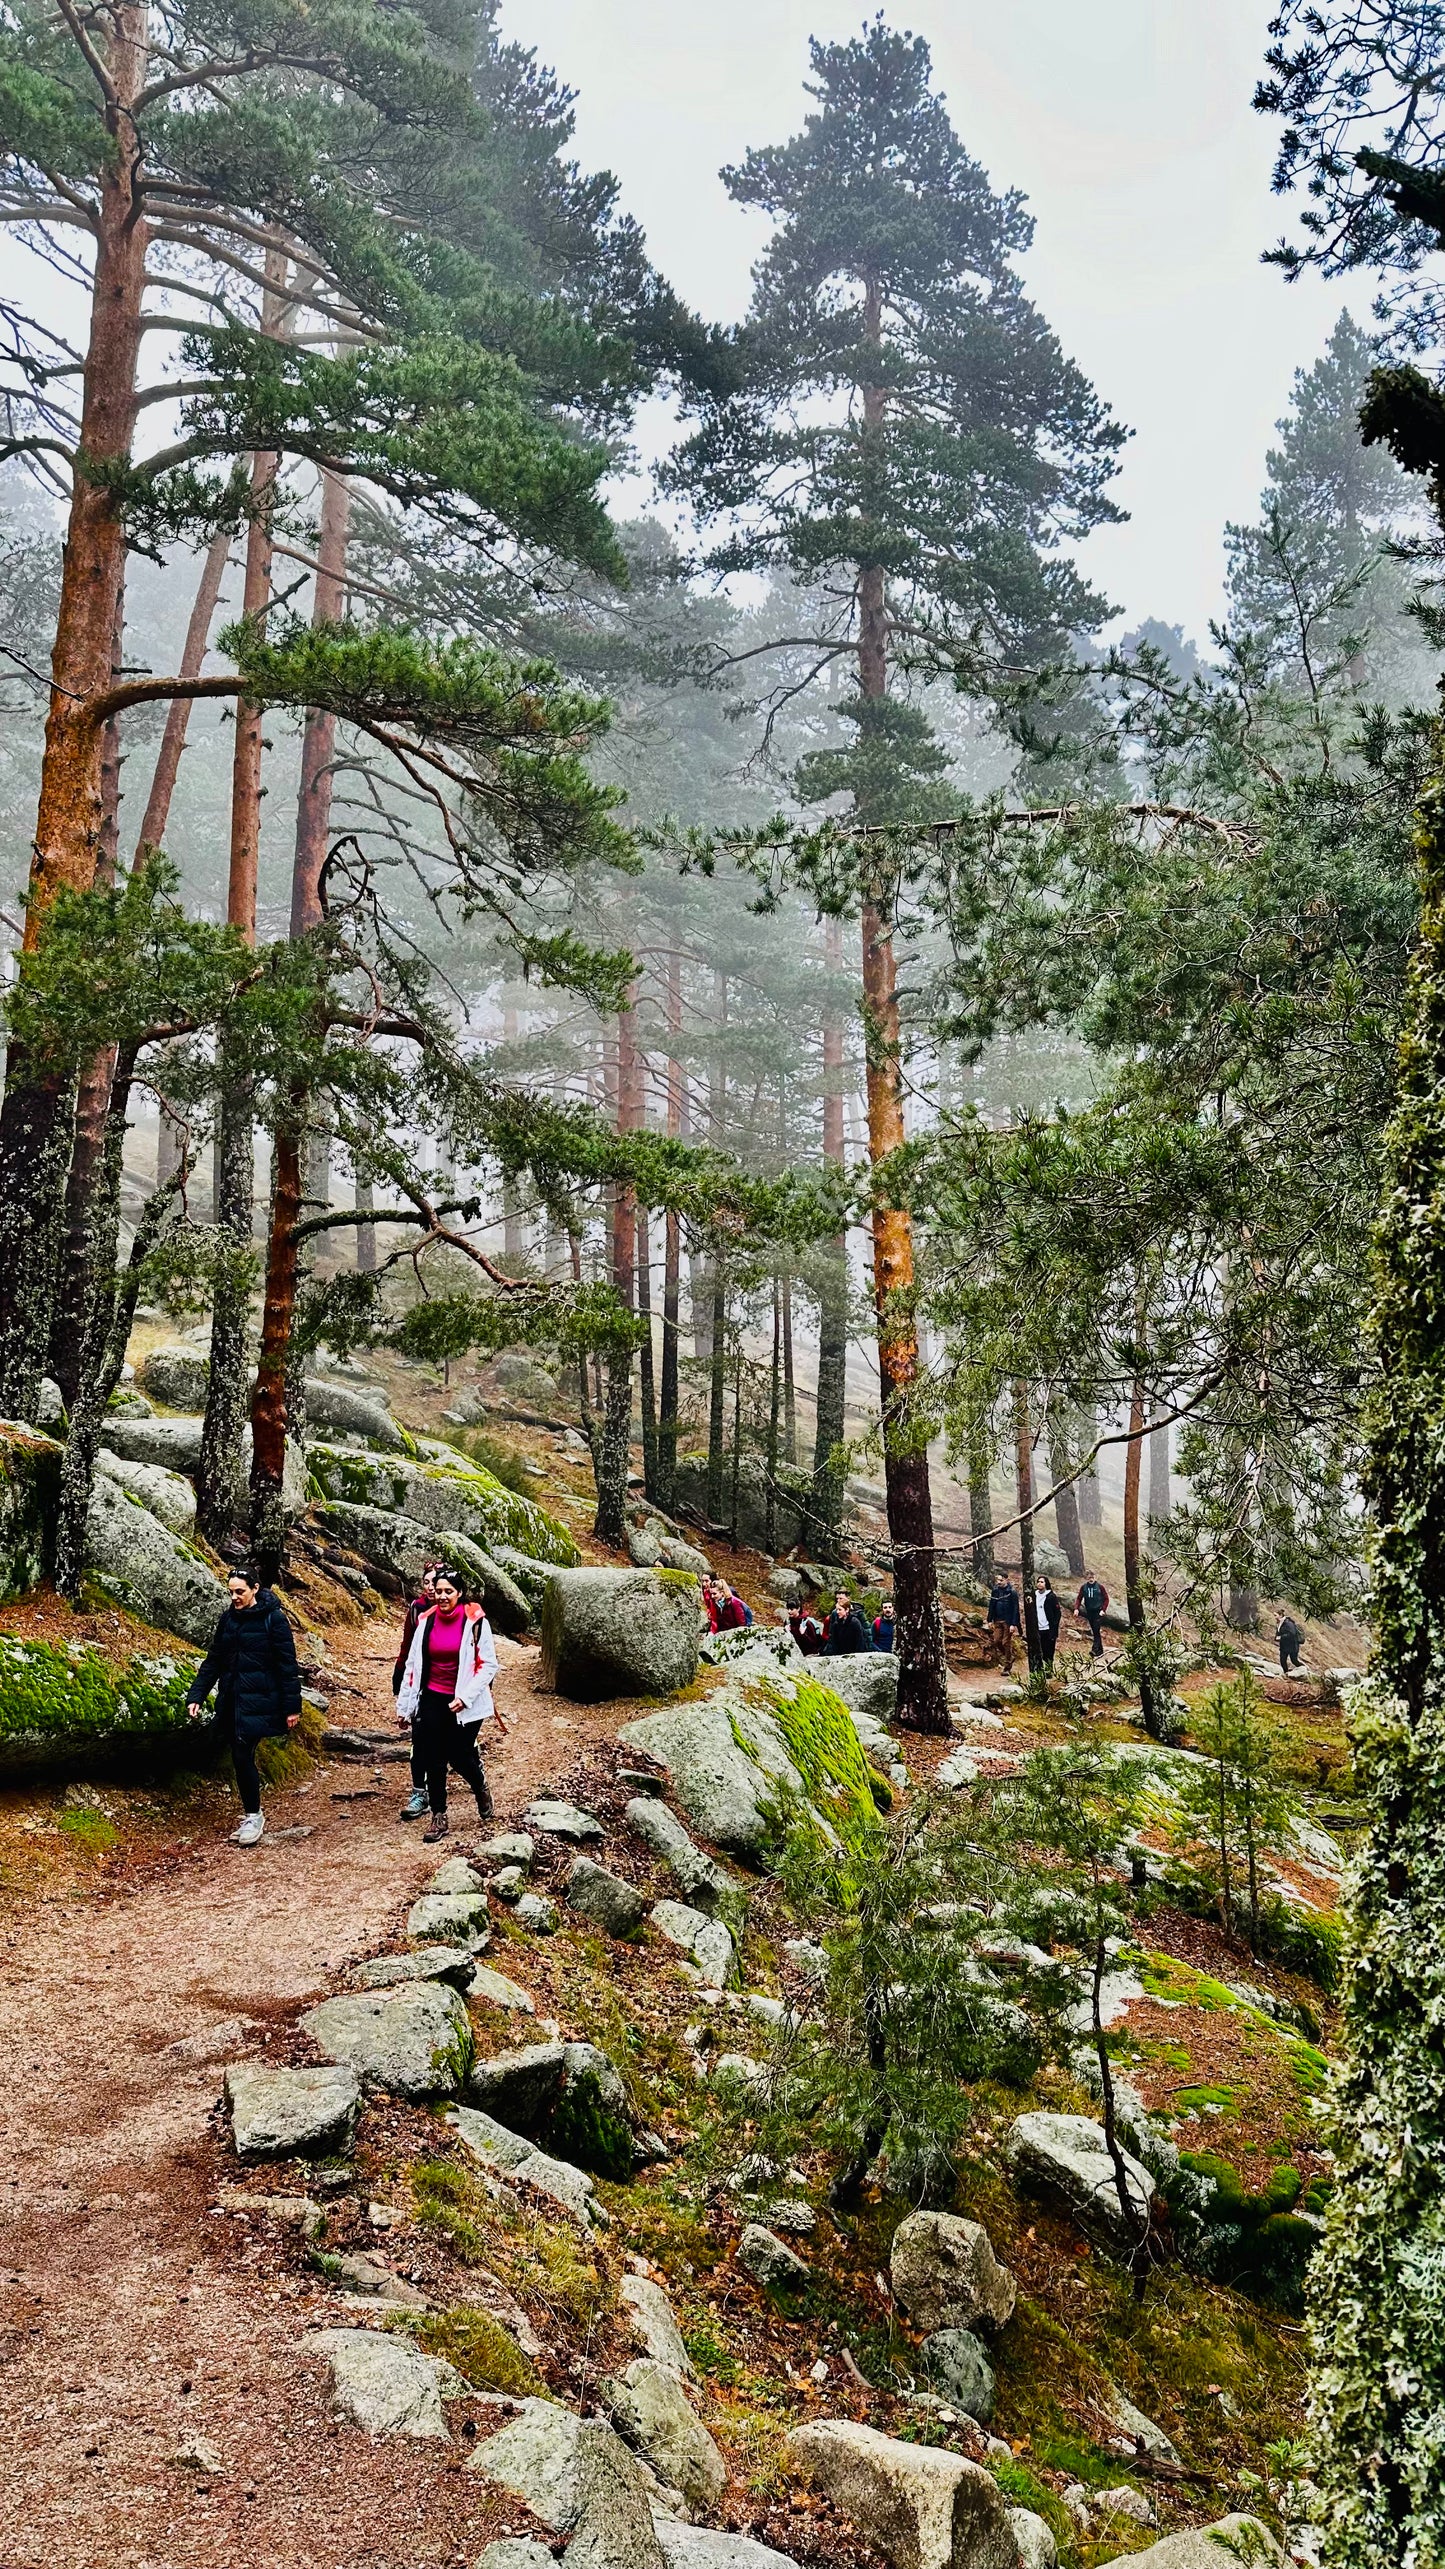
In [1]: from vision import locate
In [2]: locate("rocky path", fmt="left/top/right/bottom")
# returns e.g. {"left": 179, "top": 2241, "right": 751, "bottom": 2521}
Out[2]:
{"left": 0, "top": 1624, "right": 619, "bottom": 2569}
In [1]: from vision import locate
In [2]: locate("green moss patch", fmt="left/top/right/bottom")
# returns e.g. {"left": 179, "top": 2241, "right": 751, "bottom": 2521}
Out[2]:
{"left": 0, "top": 1635, "right": 197, "bottom": 1773}
{"left": 404, "top": 2304, "right": 540, "bottom": 2396}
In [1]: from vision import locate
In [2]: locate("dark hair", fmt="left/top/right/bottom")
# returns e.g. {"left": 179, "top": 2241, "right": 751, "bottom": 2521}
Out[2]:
{"left": 228, "top": 1562, "right": 262, "bottom": 1591}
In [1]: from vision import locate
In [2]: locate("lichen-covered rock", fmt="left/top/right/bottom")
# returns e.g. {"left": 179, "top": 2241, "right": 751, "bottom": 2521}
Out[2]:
{"left": 0, "top": 1635, "right": 197, "bottom": 1780}
{"left": 785, "top": 2419, "right": 1017, "bottom": 2569}
{"left": 620, "top": 2273, "right": 696, "bottom": 2380}
{"left": 540, "top": 1567, "right": 700, "bottom": 1702}
{"left": 300, "top": 1984, "right": 472, "bottom": 2100}
{"left": 890, "top": 2212, "right": 1017, "bottom": 2334}
{"left": 351, "top": 1945, "right": 476, "bottom": 1992}
{"left": 919, "top": 2329, "right": 996, "bottom": 2423}
{"left": 225, "top": 2062, "right": 360, "bottom": 2159}
{"left": 1006, "top": 2111, "right": 1155, "bottom": 2251}
{"left": 1007, "top": 2510, "right": 1057, "bottom": 2569}
{"left": 94, "top": 1447, "right": 197, "bottom": 1536}
{"left": 567, "top": 1856, "right": 648, "bottom": 1938}
{"left": 451, "top": 2106, "right": 602, "bottom": 2225}
{"left": 656, "top": 2533, "right": 802, "bottom": 2569}
{"left": 138, "top": 1344, "right": 211, "bottom": 1410}
{"left": 301, "top": 1380, "right": 411, "bottom": 1451}
{"left": 1115, "top": 2523, "right": 1284, "bottom": 2569}
{"left": 625, "top": 1794, "right": 729, "bottom": 1909}
{"left": 0, "top": 1420, "right": 61, "bottom": 1597}
{"left": 310, "top": 1501, "right": 531, "bottom": 1633}
{"left": 737, "top": 2225, "right": 809, "bottom": 2288}
{"left": 606, "top": 2357, "right": 726, "bottom": 2508}
{"left": 308, "top": 2328, "right": 464, "bottom": 2438}
{"left": 650, "top": 1899, "right": 734, "bottom": 1987}
{"left": 636, "top": 1659, "right": 891, "bottom": 1870}
{"left": 469, "top": 1963, "right": 536, "bottom": 2013}
{"left": 97, "top": 1413, "right": 204, "bottom": 1474}
{"left": 406, "top": 1889, "right": 491, "bottom": 1946}
{"left": 523, "top": 1797, "right": 604, "bottom": 1841}
{"left": 817, "top": 1651, "right": 899, "bottom": 1730}
{"left": 85, "top": 1475, "right": 229, "bottom": 1646}
{"left": 469, "top": 2401, "right": 664, "bottom": 2565}
{"left": 306, "top": 1440, "right": 578, "bottom": 1566}
{"left": 467, "top": 2039, "right": 567, "bottom": 2123}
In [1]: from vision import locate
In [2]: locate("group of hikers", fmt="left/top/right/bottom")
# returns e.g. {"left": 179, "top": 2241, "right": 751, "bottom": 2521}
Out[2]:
{"left": 983, "top": 1569, "right": 1113, "bottom": 1673}
{"left": 186, "top": 1557, "right": 506, "bottom": 1849}
{"left": 182, "top": 1550, "right": 1313, "bottom": 1848}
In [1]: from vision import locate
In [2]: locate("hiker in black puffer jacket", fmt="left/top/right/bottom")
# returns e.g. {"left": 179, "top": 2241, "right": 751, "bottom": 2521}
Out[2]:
{"left": 186, "top": 1564, "right": 302, "bottom": 1847}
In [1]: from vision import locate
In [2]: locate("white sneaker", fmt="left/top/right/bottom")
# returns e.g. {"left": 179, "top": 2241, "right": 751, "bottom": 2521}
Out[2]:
{"left": 230, "top": 1812, "right": 266, "bottom": 1848}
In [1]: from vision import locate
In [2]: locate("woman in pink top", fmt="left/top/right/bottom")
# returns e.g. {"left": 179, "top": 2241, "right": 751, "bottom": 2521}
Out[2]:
{"left": 395, "top": 1568, "right": 503, "bottom": 1842}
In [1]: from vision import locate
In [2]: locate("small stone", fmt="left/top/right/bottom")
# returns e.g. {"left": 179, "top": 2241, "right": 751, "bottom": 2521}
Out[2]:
{"left": 785, "top": 2419, "right": 1016, "bottom": 2569}
{"left": 650, "top": 1899, "right": 734, "bottom": 1988}
{"left": 890, "top": 2210, "right": 1017, "bottom": 2333}
{"left": 625, "top": 1795, "right": 729, "bottom": 1910}
{"left": 215, "top": 2186, "right": 322, "bottom": 2235}
{"left": 918, "top": 2328, "right": 996, "bottom": 2423}
{"left": 523, "top": 1797, "right": 605, "bottom": 1842}
{"left": 308, "top": 2327, "right": 464, "bottom": 2439}
{"left": 1008, "top": 2507, "right": 1058, "bottom": 2569}
{"left": 351, "top": 1945, "right": 477, "bottom": 1992}
{"left": 515, "top": 1892, "right": 557, "bottom": 1935}
{"left": 737, "top": 2224, "right": 809, "bottom": 2289}
{"left": 324, "top": 2249, "right": 428, "bottom": 2308}
{"left": 606, "top": 2357, "right": 726, "bottom": 2510}
{"left": 763, "top": 2200, "right": 816, "bottom": 2235}
{"left": 470, "top": 1964, "right": 537, "bottom": 2014}
{"left": 225, "top": 2064, "right": 360, "bottom": 2162}
{"left": 299, "top": 1984, "right": 472, "bottom": 2101}
{"left": 618, "top": 1770, "right": 665, "bottom": 1798}
{"left": 469, "top": 2400, "right": 664, "bottom": 2568}
{"left": 451, "top": 2106, "right": 601, "bottom": 2227}
{"left": 468, "top": 2040, "right": 567, "bottom": 2126}
{"left": 406, "top": 1891, "right": 492, "bottom": 1947}
{"left": 172, "top": 2436, "right": 225, "bottom": 2473}
{"left": 1115, "top": 2520, "right": 1285, "bottom": 2567}
{"left": 567, "top": 1856, "right": 648, "bottom": 1938}
{"left": 480, "top": 1833, "right": 536, "bottom": 1867}
{"left": 490, "top": 1866, "right": 526, "bottom": 1902}
{"left": 429, "top": 1856, "right": 485, "bottom": 1894}
{"left": 1098, "top": 2485, "right": 1154, "bottom": 2527}
{"left": 619, "top": 2273, "right": 696, "bottom": 2380}
{"left": 1006, "top": 2110, "right": 1154, "bottom": 2251}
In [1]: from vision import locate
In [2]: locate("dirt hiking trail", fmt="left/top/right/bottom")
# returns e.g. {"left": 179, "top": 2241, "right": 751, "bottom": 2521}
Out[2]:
{"left": 0, "top": 1625, "right": 620, "bottom": 2569}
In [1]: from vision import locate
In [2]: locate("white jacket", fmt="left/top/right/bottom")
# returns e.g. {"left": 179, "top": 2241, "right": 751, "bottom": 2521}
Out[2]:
{"left": 396, "top": 1606, "right": 499, "bottom": 1728}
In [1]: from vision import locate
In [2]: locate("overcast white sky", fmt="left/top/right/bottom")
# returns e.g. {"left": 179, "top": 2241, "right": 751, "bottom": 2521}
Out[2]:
{"left": 501, "top": 0, "right": 1375, "bottom": 644}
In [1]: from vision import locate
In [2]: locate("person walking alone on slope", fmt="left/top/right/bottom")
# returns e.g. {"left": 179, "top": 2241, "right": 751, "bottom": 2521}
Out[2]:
{"left": 1075, "top": 1571, "right": 1110, "bottom": 1658}
{"left": 396, "top": 1568, "right": 505, "bottom": 1843}
{"left": 986, "top": 1572, "right": 1022, "bottom": 1675}
{"left": 186, "top": 1563, "right": 302, "bottom": 1846}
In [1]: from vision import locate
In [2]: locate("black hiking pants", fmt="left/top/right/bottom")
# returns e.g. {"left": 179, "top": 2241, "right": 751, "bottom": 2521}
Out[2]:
{"left": 412, "top": 1690, "right": 492, "bottom": 1819}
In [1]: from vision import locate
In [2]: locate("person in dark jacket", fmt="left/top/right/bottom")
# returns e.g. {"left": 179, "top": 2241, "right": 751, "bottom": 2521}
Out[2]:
{"left": 1075, "top": 1573, "right": 1110, "bottom": 1658}
{"left": 822, "top": 1597, "right": 872, "bottom": 1655}
{"left": 787, "top": 1605, "right": 824, "bottom": 1655}
{"left": 986, "top": 1574, "right": 1022, "bottom": 1674}
{"left": 872, "top": 1603, "right": 895, "bottom": 1652}
{"left": 394, "top": 1563, "right": 440, "bottom": 1822}
{"left": 186, "top": 1566, "right": 302, "bottom": 1846}
{"left": 1276, "top": 1612, "right": 1305, "bottom": 1675}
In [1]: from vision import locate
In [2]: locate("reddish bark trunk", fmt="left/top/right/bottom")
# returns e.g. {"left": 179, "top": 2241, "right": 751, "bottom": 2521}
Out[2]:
{"left": 594, "top": 981, "right": 638, "bottom": 1546}
{"left": 249, "top": 1115, "right": 303, "bottom": 1583}
{"left": 0, "top": 3, "right": 151, "bottom": 1415}
{"left": 657, "top": 944, "right": 683, "bottom": 1509}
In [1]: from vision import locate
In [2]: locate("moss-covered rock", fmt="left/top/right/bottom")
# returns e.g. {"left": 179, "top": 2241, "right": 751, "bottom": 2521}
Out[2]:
{"left": 539, "top": 1567, "right": 699, "bottom": 1702}
{"left": 0, "top": 1421, "right": 61, "bottom": 1597}
{"left": 305, "top": 1441, "right": 578, "bottom": 1567}
{"left": 311, "top": 1500, "right": 531, "bottom": 1633}
{"left": 0, "top": 1634, "right": 200, "bottom": 1779}
{"left": 85, "top": 1475, "right": 229, "bottom": 1645}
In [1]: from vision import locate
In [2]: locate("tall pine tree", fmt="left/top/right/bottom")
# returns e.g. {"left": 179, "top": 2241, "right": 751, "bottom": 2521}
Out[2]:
{"left": 667, "top": 18, "right": 1124, "bottom": 1729}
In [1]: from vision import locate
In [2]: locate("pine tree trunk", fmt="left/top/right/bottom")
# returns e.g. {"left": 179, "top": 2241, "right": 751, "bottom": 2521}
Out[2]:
{"left": 0, "top": 10, "right": 150, "bottom": 1418}
{"left": 766, "top": 1278, "right": 781, "bottom": 1555}
{"left": 1051, "top": 1424, "right": 1087, "bottom": 1576}
{"left": 706, "top": 1256, "right": 727, "bottom": 1525}
{"left": 657, "top": 946, "right": 683, "bottom": 1510}
{"left": 197, "top": 294, "right": 285, "bottom": 1548}
{"left": 593, "top": 984, "right": 637, "bottom": 1547}
{"left": 1149, "top": 1416, "right": 1171, "bottom": 1530}
{"left": 966, "top": 1428, "right": 987, "bottom": 1582}
{"left": 811, "top": 916, "right": 849, "bottom": 1556}
{"left": 1015, "top": 1382, "right": 1041, "bottom": 1672}
{"left": 854, "top": 297, "right": 947, "bottom": 1732}
{"left": 859, "top": 844, "right": 947, "bottom": 1732}
{"left": 637, "top": 1206, "right": 658, "bottom": 1499}
{"left": 782, "top": 1272, "right": 797, "bottom": 1466}
{"left": 133, "top": 528, "right": 230, "bottom": 861}
{"left": 1123, "top": 1369, "right": 1146, "bottom": 1635}
{"left": 250, "top": 1111, "right": 302, "bottom": 1584}
{"left": 355, "top": 1173, "right": 376, "bottom": 1274}
{"left": 54, "top": 1045, "right": 139, "bottom": 1596}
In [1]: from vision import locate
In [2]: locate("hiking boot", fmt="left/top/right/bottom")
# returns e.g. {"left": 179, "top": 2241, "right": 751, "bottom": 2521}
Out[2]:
{"left": 399, "top": 1787, "right": 428, "bottom": 1822}
{"left": 230, "top": 1811, "right": 265, "bottom": 1848}
{"left": 422, "top": 1809, "right": 450, "bottom": 1843}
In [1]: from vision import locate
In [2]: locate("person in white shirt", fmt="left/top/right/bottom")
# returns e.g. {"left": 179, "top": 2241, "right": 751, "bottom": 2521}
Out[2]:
{"left": 395, "top": 1570, "right": 505, "bottom": 1842}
